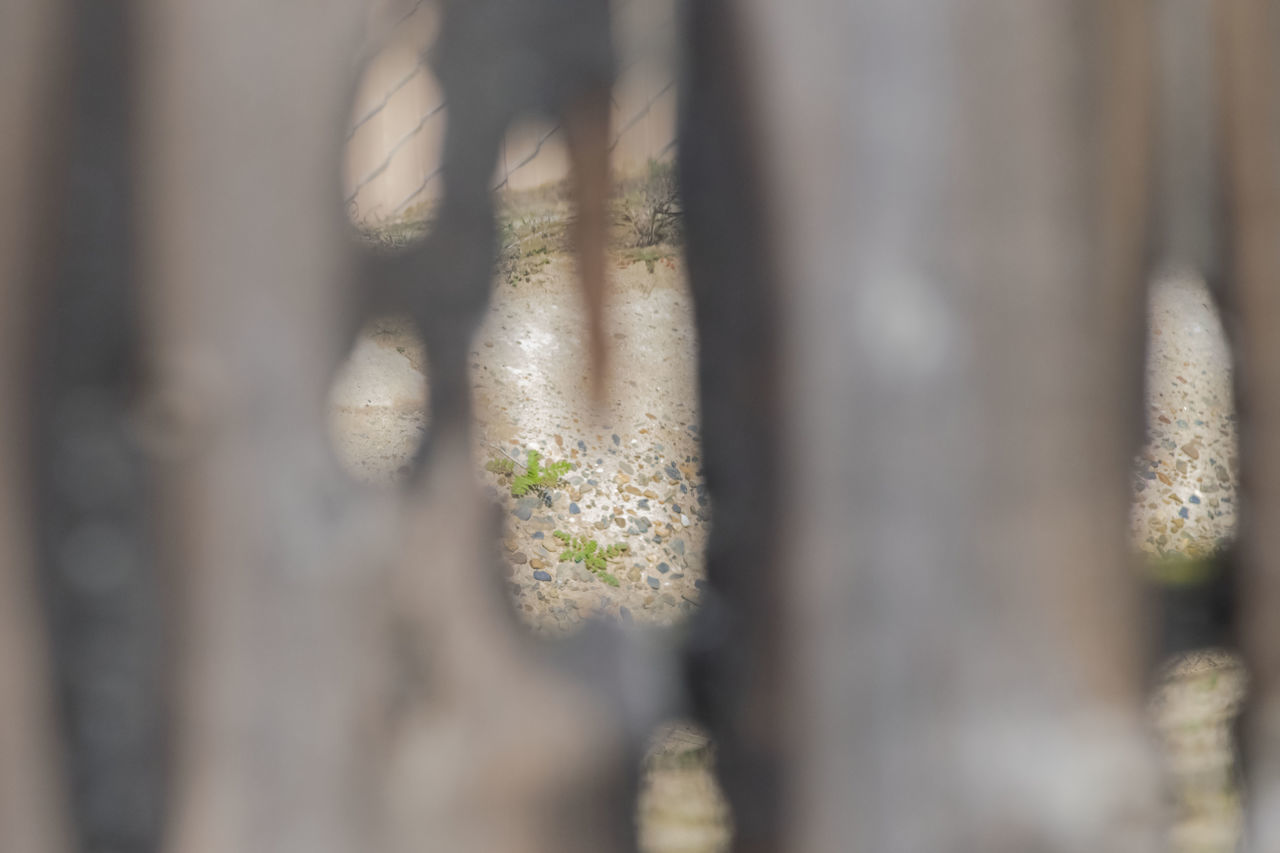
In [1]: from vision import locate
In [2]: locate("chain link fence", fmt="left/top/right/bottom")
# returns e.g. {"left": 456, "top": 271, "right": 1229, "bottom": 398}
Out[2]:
{"left": 345, "top": 0, "right": 677, "bottom": 224}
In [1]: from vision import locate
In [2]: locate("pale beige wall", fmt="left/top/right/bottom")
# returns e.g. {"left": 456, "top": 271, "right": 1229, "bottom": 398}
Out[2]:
{"left": 344, "top": 6, "right": 444, "bottom": 222}
{"left": 344, "top": 0, "right": 678, "bottom": 224}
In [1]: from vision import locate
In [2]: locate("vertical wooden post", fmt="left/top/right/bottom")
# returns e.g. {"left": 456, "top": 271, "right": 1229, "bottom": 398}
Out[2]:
{"left": 1217, "top": 0, "right": 1280, "bottom": 845}
{"left": 730, "top": 1, "right": 1161, "bottom": 848}
{"left": 0, "top": 0, "right": 73, "bottom": 850}
{"left": 133, "top": 3, "right": 647, "bottom": 852}
{"left": 134, "top": 3, "right": 383, "bottom": 851}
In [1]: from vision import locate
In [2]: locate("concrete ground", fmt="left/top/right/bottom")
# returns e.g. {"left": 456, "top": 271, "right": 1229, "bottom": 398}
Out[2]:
{"left": 1139, "top": 272, "right": 1244, "bottom": 853}
{"left": 1133, "top": 272, "right": 1238, "bottom": 558}
{"left": 328, "top": 254, "right": 1244, "bottom": 852}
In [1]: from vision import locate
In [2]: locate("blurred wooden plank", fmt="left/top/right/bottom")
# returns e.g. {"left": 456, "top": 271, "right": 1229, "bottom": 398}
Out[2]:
{"left": 0, "top": 0, "right": 73, "bottom": 850}
{"left": 133, "top": 2, "right": 648, "bottom": 852}
{"left": 1216, "top": 0, "right": 1280, "bottom": 845}
{"left": 730, "top": 1, "right": 1161, "bottom": 848}
{"left": 133, "top": 3, "right": 383, "bottom": 851}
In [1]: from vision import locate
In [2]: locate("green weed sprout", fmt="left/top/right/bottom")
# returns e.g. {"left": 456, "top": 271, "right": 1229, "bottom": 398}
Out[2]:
{"left": 512, "top": 450, "right": 570, "bottom": 497}
{"left": 485, "top": 449, "right": 570, "bottom": 501}
{"left": 553, "top": 530, "right": 628, "bottom": 586}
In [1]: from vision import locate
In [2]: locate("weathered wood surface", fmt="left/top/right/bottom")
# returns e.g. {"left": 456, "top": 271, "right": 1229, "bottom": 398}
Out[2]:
{"left": 0, "top": 0, "right": 73, "bottom": 850}
{"left": 133, "top": 2, "right": 650, "bottom": 852}
{"left": 9, "top": 1, "right": 1280, "bottom": 851}
{"left": 1218, "top": 1, "right": 1280, "bottom": 848}
{"left": 730, "top": 1, "right": 1162, "bottom": 849}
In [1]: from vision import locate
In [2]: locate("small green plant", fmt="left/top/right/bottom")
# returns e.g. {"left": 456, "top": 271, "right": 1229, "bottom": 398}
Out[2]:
{"left": 485, "top": 456, "right": 516, "bottom": 476}
{"left": 553, "top": 530, "right": 628, "bottom": 586}
{"left": 486, "top": 450, "right": 570, "bottom": 503}
{"left": 513, "top": 450, "right": 570, "bottom": 496}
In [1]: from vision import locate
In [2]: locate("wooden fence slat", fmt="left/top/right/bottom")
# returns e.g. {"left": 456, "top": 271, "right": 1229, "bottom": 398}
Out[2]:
{"left": 731, "top": 2, "right": 1162, "bottom": 848}
{"left": 0, "top": 0, "right": 74, "bottom": 850}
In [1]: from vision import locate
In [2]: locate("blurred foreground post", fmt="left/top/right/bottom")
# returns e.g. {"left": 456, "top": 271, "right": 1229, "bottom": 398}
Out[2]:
{"left": 1, "top": 0, "right": 1234, "bottom": 851}
{"left": 134, "top": 2, "right": 382, "bottom": 850}
{"left": 133, "top": 1, "right": 639, "bottom": 852}
{"left": 0, "top": 0, "right": 73, "bottom": 850}
{"left": 715, "top": 1, "right": 1162, "bottom": 848}
{"left": 1218, "top": 0, "right": 1280, "bottom": 846}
